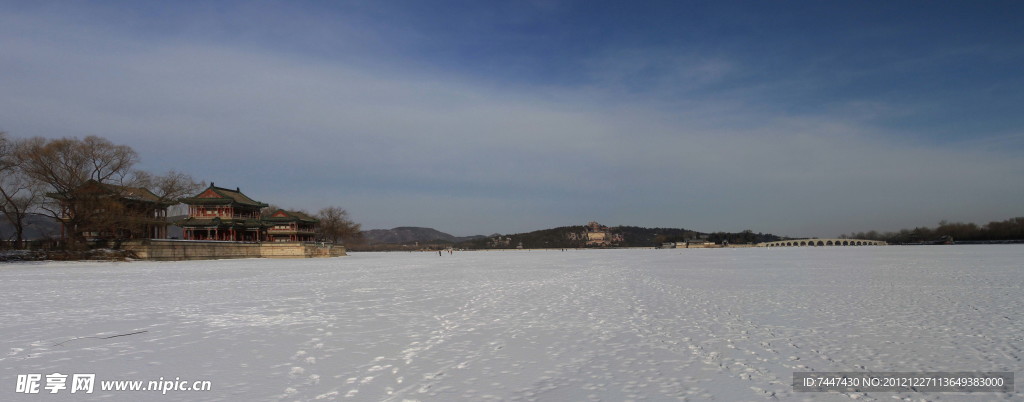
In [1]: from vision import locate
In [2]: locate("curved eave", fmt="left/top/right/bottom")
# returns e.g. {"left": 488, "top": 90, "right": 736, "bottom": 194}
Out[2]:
{"left": 180, "top": 198, "right": 267, "bottom": 208}
{"left": 263, "top": 217, "right": 320, "bottom": 224}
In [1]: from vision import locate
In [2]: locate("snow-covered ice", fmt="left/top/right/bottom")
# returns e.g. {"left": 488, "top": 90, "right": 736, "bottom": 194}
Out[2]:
{"left": 2, "top": 246, "right": 1022, "bottom": 401}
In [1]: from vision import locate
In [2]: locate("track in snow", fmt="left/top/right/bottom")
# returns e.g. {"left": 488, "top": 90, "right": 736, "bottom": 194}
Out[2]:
{"left": 2, "top": 246, "right": 1022, "bottom": 401}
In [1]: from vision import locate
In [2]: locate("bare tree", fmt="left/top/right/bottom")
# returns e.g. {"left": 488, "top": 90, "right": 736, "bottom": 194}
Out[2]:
{"left": 119, "top": 169, "right": 203, "bottom": 241}
{"left": 17, "top": 136, "right": 139, "bottom": 247}
{"left": 0, "top": 133, "right": 45, "bottom": 248}
{"left": 131, "top": 170, "right": 203, "bottom": 204}
{"left": 0, "top": 132, "right": 12, "bottom": 171}
{"left": 19, "top": 136, "right": 137, "bottom": 192}
{"left": 260, "top": 204, "right": 283, "bottom": 218}
{"left": 317, "top": 206, "right": 362, "bottom": 245}
{"left": 81, "top": 136, "right": 138, "bottom": 184}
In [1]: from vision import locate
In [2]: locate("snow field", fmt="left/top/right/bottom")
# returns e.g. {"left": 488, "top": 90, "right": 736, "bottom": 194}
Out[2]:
{"left": 2, "top": 246, "right": 1022, "bottom": 401}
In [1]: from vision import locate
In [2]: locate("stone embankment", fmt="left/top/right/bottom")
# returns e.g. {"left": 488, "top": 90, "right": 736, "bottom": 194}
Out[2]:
{"left": 122, "top": 239, "right": 346, "bottom": 260}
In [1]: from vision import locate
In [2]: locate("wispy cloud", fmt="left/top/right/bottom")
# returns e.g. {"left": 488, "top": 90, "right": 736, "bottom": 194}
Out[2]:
{"left": 2, "top": 3, "right": 1022, "bottom": 237}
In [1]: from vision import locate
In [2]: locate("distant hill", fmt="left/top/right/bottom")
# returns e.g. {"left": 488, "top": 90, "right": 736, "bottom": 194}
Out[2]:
{"left": 458, "top": 226, "right": 586, "bottom": 249}
{"left": 361, "top": 227, "right": 485, "bottom": 245}
{"left": 0, "top": 214, "right": 60, "bottom": 241}
{"left": 456, "top": 225, "right": 782, "bottom": 249}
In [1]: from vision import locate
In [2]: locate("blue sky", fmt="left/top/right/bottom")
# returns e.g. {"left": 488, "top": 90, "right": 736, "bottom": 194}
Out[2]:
{"left": 2, "top": 1, "right": 1023, "bottom": 237}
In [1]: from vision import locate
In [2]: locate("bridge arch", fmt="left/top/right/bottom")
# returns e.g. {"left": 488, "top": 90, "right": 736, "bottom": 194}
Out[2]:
{"left": 757, "top": 238, "right": 886, "bottom": 248}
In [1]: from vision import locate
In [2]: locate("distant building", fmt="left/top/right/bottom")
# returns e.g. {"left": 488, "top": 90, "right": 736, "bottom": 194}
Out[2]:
{"left": 177, "top": 184, "right": 268, "bottom": 241}
{"left": 584, "top": 221, "right": 622, "bottom": 246}
{"left": 681, "top": 239, "right": 716, "bottom": 248}
{"left": 489, "top": 235, "right": 512, "bottom": 248}
{"left": 264, "top": 210, "right": 319, "bottom": 242}
{"left": 50, "top": 180, "right": 172, "bottom": 242}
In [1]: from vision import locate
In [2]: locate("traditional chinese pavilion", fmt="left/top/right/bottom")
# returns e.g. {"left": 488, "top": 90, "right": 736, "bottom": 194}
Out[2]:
{"left": 177, "top": 184, "right": 268, "bottom": 241}
{"left": 264, "top": 210, "right": 319, "bottom": 242}
{"left": 50, "top": 180, "right": 172, "bottom": 242}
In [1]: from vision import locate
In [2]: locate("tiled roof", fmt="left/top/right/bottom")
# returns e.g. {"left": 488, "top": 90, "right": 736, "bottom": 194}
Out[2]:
{"left": 263, "top": 209, "right": 320, "bottom": 223}
{"left": 180, "top": 184, "right": 268, "bottom": 208}
{"left": 48, "top": 180, "right": 171, "bottom": 205}
{"left": 111, "top": 184, "right": 163, "bottom": 203}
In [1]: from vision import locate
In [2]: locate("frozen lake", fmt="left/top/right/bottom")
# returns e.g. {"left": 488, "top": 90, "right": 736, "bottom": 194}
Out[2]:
{"left": 2, "top": 246, "right": 1022, "bottom": 401}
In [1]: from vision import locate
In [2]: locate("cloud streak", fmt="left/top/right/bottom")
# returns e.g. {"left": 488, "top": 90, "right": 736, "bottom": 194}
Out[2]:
{"left": 1, "top": 4, "right": 1022, "bottom": 237}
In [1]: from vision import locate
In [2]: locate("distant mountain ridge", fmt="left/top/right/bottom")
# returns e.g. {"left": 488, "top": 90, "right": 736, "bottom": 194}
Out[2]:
{"left": 361, "top": 227, "right": 485, "bottom": 244}
{"left": 0, "top": 214, "right": 60, "bottom": 241}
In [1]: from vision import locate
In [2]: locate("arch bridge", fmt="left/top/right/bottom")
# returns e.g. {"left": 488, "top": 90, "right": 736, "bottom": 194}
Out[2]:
{"left": 757, "top": 238, "right": 887, "bottom": 247}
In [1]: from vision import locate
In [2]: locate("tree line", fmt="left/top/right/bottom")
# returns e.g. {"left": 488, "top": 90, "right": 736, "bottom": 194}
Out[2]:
{"left": 842, "top": 218, "right": 1024, "bottom": 244}
{"left": 0, "top": 132, "right": 360, "bottom": 249}
{"left": 456, "top": 225, "right": 783, "bottom": 249}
